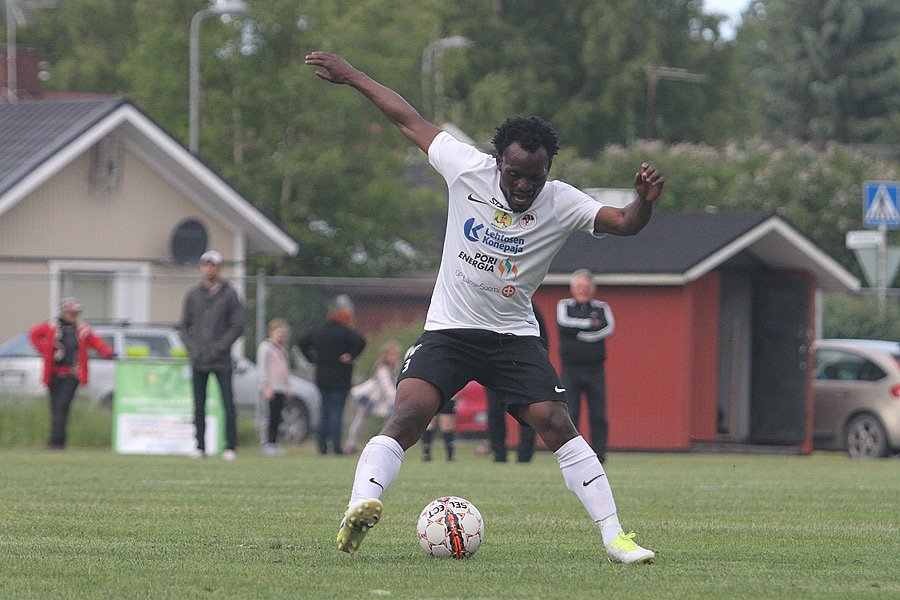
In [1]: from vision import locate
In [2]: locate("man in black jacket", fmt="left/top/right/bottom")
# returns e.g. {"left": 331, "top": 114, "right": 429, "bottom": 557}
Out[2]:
{"left": 556, "top": 269, "right": 614, "bottom": 462}
{"left": 297, "top": 295, "right": 367, "bottom": 455}
{"left": 179, "top": 251, "right": 245, "bottom": 461}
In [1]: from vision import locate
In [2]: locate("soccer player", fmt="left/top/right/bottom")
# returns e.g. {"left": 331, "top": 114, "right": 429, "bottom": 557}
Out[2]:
{"left": 306, "top": 51, "right": 664, "bottom": 564}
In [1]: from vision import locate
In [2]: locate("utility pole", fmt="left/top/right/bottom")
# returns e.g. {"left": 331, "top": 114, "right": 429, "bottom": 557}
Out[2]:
{"left": 5, "top": 0, "right": 19, "bottom": 102}
{"left": 644, "top": 64, "right": 706, "bottom": 139}
{"left": 421, "top": 36, "right": 472, "bottom": 123}
{"left": 4, "top": 0, "right": 61, "bottom": 102}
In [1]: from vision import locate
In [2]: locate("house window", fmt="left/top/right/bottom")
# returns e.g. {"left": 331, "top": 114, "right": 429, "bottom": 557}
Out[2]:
{"left": 49, "top": 261, "right": 150, "bottom": 324}
{"left": 64, "top": 271, "right": 114, "bottom": 322}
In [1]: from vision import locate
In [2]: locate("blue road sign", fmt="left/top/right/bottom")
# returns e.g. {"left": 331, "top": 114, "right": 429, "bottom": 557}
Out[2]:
{"left": 863, "top": 181, "right": 900, "bottom": 229}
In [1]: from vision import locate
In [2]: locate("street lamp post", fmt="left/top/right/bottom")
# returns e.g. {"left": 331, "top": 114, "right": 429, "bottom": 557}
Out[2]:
{"left": 189, "top": 0, "right": 249, "bottom": 155}
{"left": 421, "top": 36, "right": 472, "bottom": 123}
{"left": 643, "top": 64, "right": 705, "bottom": 139}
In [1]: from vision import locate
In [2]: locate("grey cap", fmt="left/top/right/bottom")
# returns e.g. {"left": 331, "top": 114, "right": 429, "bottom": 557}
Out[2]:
{"left": 330, "top": 294, "right": 354, "bottom": 313}
{"left": 200, "top": 250, "right": 223, "bottom": 266}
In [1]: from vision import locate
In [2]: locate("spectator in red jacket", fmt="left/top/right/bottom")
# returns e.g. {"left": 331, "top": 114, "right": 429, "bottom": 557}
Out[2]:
{"left": 29, "top": 297, "right": 114, "bottom": 449}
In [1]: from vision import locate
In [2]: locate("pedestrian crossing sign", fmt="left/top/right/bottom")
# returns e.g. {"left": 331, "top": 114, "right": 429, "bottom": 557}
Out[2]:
{"left": 863, "top": 181, "right": 900, "bottom": 229}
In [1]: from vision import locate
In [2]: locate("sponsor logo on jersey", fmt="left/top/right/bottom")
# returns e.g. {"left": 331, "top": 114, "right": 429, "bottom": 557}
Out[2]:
{"left": 520, "top": 211, "right": 537, "bottom": 229}
{"left": 463, "top": 218, "right": 525, "bottom": 254}
{"left": 467, "top": 193, "right": 506, "bottom": 210}
{"left": 492, "top": 210, "right": 512, "bottom": 229}
{"left": 483, "top": 229, "right": 525, "bottom": 254}
{"left": 501, "top": 285, "right": 516, "bottom": 297}
{"left": 498, "top": 257, "right": 519, "bottom": 280}
{"left": 454, "top": 270, "right": 502, "bottom": 294}
{"left": 464, "top": 217, "right": 484, "bottom": 242}
{"left": 458, "top": 250, "right": 497, "bottom": 272}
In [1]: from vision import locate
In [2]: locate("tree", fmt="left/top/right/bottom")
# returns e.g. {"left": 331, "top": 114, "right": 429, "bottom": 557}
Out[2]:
{"left": 554, "top": 137, "right": 900, "bottom": 284}
{"left": 737, "top": 0, "right": 900, "bottom": 143}
{"left": 435, "top": 0, "right": 755, "bottom": 152}
{"left": 24, "top": 0, "right": 137, "bottom": 94}
{"left": 17, "top": 0, "right": 448, "bottom": 277}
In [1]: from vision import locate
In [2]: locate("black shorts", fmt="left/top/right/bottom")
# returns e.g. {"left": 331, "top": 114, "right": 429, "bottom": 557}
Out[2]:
{"left": 399, "top": 329, "right": 566, "bottom": 415}
{"left": 437, "top": 396, "right": 457, "bottom": 415}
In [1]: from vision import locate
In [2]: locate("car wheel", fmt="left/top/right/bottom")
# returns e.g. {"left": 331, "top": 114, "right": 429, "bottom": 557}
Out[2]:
{"left": 279, "top": 397, "right": 311, "bottom": 444}
{"left": 845, "top": 414, "right": 888, "bottom": 458}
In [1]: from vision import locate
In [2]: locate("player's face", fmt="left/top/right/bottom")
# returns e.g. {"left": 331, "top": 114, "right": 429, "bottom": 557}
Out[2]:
{"left": 496, "top": 142, "right": 550, "bottom": 213}
{"left": 201, "top": 261, "right": 221, "bottom": 283}
{"left": 571, "top": 276, "right": 594, "bottom": 303}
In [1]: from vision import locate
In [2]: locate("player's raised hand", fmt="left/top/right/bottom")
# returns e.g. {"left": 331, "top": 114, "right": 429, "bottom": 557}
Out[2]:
{"left": 305, "top": 51, "right": 358, "bottom": 85}
{"left": 634, "top": 162, "right": 665, "bottom": 202}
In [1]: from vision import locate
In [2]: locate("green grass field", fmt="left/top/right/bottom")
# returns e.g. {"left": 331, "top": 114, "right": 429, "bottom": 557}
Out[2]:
{"left": 2, "top": 445, "right": 899, "bottom": 600}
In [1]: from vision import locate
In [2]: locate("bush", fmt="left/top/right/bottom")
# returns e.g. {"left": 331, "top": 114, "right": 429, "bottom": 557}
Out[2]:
{"left": 0, "top": 396, "right": 259, "bottom": 449}
{"left": 0, "top": 396, "right": 112, "bottom": 449}
{"left": 823, "top": 294, "right": 900, "bottom": 341}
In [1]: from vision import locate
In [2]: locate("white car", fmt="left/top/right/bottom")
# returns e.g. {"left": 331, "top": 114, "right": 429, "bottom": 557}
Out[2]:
{"left": 813, "top": 338, "right": 900, "bottom": 458}
{"left": 0, "top": 324, "right": 320, "bottom": 444}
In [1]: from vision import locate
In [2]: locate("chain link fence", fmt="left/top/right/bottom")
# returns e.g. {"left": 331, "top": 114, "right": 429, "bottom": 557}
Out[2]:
{"left": 246, "top": 273, "right": 434, "bottom": 380}
{"left": 0, "top": 269, "right": 435, "bottom": 383}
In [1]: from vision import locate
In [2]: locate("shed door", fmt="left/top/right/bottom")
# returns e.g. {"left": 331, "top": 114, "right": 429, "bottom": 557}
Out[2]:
{"left": 749, "top": 276, "right": 811, "bottom": 444}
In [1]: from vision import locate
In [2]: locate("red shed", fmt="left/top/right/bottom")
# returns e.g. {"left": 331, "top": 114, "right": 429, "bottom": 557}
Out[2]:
{"left": 533, "top": 210, "right": 859, "bottom": 454}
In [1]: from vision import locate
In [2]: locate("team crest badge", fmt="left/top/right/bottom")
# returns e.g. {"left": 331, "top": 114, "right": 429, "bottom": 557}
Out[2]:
{"left": 520, "top": 211, "right": 537, "bottom": 229}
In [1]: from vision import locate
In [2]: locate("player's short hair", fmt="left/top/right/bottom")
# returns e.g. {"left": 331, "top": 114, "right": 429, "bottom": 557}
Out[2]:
{"left": 268, "top": 318, "right": 289, "bottom": 334}
{"left": 571, "top": 269, "right": 594, "bottom": 287}
{"left": 492, "top": 116, "right": 560, "bottom": 160}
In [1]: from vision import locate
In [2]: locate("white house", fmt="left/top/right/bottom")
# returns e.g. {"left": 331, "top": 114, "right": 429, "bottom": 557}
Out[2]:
{"left": 0, "top": 98, "right": 298, "bottom": 341}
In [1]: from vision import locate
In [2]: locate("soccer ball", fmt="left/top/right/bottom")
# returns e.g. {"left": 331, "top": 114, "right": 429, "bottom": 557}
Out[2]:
{"left": 416, "top": 496, "right": 484, "bottom": 559}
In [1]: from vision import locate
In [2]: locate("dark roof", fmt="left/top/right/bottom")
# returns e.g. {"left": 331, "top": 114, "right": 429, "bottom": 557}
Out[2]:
{"left": 549, "top": 210, "right": 775, "bottom": 274}
{"left": 0, "top": 97, "right": 125, "bottom": 197}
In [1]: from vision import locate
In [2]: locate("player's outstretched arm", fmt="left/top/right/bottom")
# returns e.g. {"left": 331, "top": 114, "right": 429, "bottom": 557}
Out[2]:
{"left": 305, "top": 51, "right": 441, "bottom": 153}
{"left": 593, "top": 162, "right": 665, "bottom": 236}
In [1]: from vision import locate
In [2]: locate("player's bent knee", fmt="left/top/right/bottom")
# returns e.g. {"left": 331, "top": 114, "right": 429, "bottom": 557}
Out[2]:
{"left": 525, "top": 403, "right": 578, "bottom": 451}
{"left": 380, "top": 381, "right": 443, "bottom": 449}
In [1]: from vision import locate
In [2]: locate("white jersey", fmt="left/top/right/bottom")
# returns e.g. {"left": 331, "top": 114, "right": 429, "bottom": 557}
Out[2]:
{"left": 425, "top": 132, "right": 603, "bottom": 336}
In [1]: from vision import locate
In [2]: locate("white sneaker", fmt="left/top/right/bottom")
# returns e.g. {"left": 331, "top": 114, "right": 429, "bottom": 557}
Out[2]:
{"left": 222, "top": 449, "right": 237, "bottom": 462}
{"left": 261, "top": 443, "right": 285, "bottom": 456}
{"left": 188, "top": 449, "right": 206, "bottom": 460}
{"left": 606, "top": 531, "right": 654, "bottom": 564}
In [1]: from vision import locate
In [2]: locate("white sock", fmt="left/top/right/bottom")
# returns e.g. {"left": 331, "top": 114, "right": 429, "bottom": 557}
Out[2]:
{"left": 349, "top": 435, "right": 404, "bottom": 503}
{"left": 555, "top": 436, "right": 622, "bottom": 546}
{"left": 598, "top": 514, "right": 624, "bottom": 548}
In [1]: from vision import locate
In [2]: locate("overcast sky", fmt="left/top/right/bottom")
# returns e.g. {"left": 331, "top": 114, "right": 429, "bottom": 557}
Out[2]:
{"left": 704, "top": 0, "right": 752, "bottom": 39}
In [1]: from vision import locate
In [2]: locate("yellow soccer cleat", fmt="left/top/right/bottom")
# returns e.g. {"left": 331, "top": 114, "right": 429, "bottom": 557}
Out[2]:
{"left": 607, "top": 531, "right": 654, "bottom": 564}
{"left": 337, "top": 498, "right": 383, "bottom": 554}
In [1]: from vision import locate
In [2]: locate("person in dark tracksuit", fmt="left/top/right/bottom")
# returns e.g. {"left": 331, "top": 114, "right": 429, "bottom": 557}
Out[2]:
{"left": 297, "top": 295, "right": 367, "bottom": 455}
{"left": 180, "top": 250, "right": 245, "bottom": 461}
{"left": 556, "top": 269, "right": 614, "bottom": 463}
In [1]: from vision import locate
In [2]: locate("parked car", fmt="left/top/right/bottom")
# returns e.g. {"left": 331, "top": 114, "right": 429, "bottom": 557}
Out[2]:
{"left": 0, "top": 324, "right": 320, "bottom": 444}
{"left": 453, "top": 381, "right": 488, "bottom": 436}
{"left": 813, "top": 339, "right": 900, "bottom": 458}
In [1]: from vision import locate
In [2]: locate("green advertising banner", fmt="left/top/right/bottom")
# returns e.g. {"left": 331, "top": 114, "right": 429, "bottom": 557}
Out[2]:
{"left": 113, "top": 360, "right": 224, "bottom": 455}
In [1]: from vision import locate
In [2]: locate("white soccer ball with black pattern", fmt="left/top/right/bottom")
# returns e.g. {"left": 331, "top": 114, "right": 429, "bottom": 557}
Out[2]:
{"left": 416, "top": 496, "right": 484, "bottom": 559}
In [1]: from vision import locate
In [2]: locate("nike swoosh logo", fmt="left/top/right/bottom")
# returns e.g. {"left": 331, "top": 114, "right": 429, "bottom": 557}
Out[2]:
{"left": 468, "top": 193, "right": 506, "bottom": 210}
{"left": 369, "top": 477, "right": 384, "bottom": 490}
{"left": 555, "top": 386, "right": 566, "bottom": 393}
{"left": 582, "top": 473, "right": 605, "bottom": 486}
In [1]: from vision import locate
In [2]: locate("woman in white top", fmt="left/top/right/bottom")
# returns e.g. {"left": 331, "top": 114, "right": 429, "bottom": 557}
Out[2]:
{"left": 344, "top": 340, "right": 402, "bottom": 454}
{"left": 257, "top": 318, "right": 292, "bottom": 455}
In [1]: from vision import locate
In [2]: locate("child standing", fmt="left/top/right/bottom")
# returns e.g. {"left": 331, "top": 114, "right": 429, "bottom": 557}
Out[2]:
{"left": 258, "top": 318, "right": 292, "bottom": 456}
{"left": 344, "top": 340, "right": 402, "bottom": 454}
